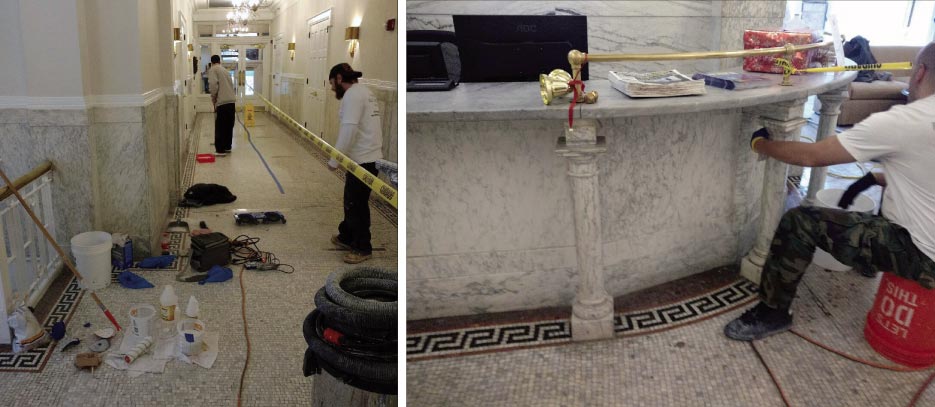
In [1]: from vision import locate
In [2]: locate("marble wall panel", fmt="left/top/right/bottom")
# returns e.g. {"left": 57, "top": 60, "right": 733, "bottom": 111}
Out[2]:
{"left": 35, "top": 125, "right": 94, "bottom": 245}
{"left": 407, "top": 1, "right": 719, "bottom": 17}
{"left": 165, "top": 95, "right": 180, "bottom": 204}
{"left": 407, "top": 119, "right": 576, "bottom": 257}
{"left": 143, "top": 96, "right": 171, "bottom": 255}
{"left": 407, "top": 246, "right": 578, "bottom": 319}
{"left": 408, "top": 0, "right": 788, "bottom": 76}
{"left": 93, "top": 121, "right": 150, "bottom": 242}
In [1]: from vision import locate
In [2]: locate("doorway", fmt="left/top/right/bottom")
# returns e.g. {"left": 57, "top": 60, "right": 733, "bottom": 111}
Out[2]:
{"left": 303, "top": 9, "right": 331, "bottom": 137}
{"left": 220, "top": 44, "right": 265, "bottom": 107}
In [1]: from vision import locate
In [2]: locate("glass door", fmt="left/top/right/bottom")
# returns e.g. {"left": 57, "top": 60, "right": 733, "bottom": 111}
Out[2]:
{"left": 219, "top": 44, "right": 264, "bottom": 107}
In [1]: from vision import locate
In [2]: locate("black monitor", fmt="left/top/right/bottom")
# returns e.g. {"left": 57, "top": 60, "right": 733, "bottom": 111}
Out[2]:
{"left": 407, "top": 41, "right": 448, "bottom": 81}
{"left": 453, "top": 15, "right": 588, "bottom": 82}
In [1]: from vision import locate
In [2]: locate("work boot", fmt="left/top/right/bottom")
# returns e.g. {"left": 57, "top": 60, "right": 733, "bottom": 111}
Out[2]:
{"left": 331, "top": 235, "right": 352, "bottom": 250}
{"left": 343, "top": 251, "right": 372, "bottom": 264}
{"left": 724, "top": 302, "right": 792, "bottom": 341}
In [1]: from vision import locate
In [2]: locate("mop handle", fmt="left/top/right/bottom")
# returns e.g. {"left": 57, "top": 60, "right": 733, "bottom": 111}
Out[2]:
{"left": 0, "top": 163, "right": 122, "bottom": 331}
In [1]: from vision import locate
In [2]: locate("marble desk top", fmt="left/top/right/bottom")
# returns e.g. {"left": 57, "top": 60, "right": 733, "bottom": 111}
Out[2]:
{"left": 407, "top": 69, "right": 857, "bottom": 123}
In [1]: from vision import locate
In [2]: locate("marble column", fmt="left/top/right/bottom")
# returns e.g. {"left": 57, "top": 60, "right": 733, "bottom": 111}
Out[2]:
{"left": 740, "top": 100, "right": 807, "bottom": 284}
{"left": 555, "top": 120, "right": 614, "bottom": 341}
{"left": 804, "top": 88, "right": 849, "bottom": 205}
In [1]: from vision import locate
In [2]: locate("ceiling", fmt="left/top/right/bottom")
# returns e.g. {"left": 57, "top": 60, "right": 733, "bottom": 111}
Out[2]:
{"left": 197, "top": 0, "right": 282, "bottom": 9}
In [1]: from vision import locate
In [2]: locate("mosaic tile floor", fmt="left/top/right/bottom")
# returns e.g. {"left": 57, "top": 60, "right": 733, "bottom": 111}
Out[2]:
{"left": 0, "top": 111, "right": 397, "bottom": 405}
{"left": 407, "top": 265, "right": 935, "bottom": 406}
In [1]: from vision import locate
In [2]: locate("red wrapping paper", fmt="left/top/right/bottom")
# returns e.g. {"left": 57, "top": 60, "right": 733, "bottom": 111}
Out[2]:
{"left": 743, "top": 29, "right": 819, "bottom": 74}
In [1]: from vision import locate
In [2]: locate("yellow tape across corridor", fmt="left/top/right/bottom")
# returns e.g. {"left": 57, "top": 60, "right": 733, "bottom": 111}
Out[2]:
{"left": 253, "top": 94, "right": 398, "bottom": 209}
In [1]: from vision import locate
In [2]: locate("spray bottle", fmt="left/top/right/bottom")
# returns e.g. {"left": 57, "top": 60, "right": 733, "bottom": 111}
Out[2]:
{"left": 160, "top": 285, "right": 178, "bottom": 321}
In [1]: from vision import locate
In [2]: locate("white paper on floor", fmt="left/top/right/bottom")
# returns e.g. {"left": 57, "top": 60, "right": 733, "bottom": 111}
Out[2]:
{"left": 176, "top": 332, "right": 219, "bottom": 369}
{"left": 103, "top": 330, "right": 220, "bottom": 375}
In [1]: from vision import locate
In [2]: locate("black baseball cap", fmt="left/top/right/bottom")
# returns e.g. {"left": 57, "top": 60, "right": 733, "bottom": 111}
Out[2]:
{"left": 328, "top": 63, "right": 363, "bottom": 81}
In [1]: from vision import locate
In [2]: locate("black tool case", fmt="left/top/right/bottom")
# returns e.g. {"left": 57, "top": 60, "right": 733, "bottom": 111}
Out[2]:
{"left": 190, "top": 232, "right": 231, "bottom": 272}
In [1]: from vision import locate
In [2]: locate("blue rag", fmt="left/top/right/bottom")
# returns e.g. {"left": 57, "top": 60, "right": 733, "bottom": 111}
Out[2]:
{"left": 138, "top": 255, "right": 176, "bottom": 269}
{"left": 50, "top": 321, "right": 66, "bottom": 341}
{"left": 118, "top": 271, "right": 154, "bottom": 289}
{"left": 198, "top": 265, "right": 233, "bottom": 285}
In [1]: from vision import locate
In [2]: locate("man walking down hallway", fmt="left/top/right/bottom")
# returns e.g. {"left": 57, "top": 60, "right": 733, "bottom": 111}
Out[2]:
{"left": 209, "top": 55, "right": 236, "bottom": 156}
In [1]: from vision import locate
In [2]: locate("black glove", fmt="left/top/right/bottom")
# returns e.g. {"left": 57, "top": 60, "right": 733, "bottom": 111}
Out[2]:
{"left": 751, "top": 127, "right": 770, "bottom": 153}
{"left": 838, "top": 172, "right": 877, "bottom": 209}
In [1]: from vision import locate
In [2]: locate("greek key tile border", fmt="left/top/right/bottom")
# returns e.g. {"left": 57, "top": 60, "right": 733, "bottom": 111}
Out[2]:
{"left": 0, "top": 277, "right": 84, "bottom": 372}
{"left": 407, "top": 279, "right": 758, "bottom": 362}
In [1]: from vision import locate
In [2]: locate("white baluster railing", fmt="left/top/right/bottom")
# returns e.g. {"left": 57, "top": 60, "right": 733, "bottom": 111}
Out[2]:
{"left": 0, "top": 164, "right": 61, "bottom": 345}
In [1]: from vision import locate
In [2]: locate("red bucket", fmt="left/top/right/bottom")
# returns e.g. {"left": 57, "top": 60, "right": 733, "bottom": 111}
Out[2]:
{"left": 195, "top": 154, "right": 215, "bottom": 163}
{"left": 864, "top": 272, "right": 935, "bottom": 367}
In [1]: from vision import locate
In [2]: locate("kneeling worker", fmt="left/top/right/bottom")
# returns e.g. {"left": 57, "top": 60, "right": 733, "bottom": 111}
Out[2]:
{"left": 725, "top": 42, "right": 935, "bottom": 341}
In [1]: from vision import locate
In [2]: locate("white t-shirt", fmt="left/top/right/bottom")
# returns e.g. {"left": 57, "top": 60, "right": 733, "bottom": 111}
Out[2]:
{"left": 837, "top": 94, "right": 935, "bottom": 261}
{"left": 335, "top": 84, "right": 383, "bottom": 164}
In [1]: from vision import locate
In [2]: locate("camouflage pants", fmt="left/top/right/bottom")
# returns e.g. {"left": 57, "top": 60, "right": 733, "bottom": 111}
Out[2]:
{"left": 760, "top": 206, "right": 935, "bottom": 310}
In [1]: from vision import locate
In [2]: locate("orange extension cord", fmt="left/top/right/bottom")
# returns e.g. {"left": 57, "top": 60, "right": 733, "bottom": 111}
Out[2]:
{"left": 237, "top": 266, "right": 251, "bottom": 407}
{"left": 751, "top": 328, "right": 935, "bottom": 407}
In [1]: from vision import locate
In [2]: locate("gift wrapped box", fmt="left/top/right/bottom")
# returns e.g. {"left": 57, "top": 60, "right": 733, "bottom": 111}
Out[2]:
{"left": 743, "top": 29, "right": 819, "bottom": 74}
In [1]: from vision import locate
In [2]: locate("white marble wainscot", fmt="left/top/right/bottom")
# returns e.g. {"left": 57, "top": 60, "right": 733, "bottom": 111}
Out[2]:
{"left": 164, "top": 94, "right": 180, "bottom": 205}
{"left": 0, "top": 109, "right": 95, "bottom": 246}
{"left": 279, "top": 75, "right": 305, "bottom": 123}
{"left": 143, "top": 95, "right": 172, "bottom": 255}
{"left": 360, "top": 79, "right": 399, "bottom": 163}
{"left": 91, "top": 106, "right": 149, "bottom": 249}
{"left": 407, "top": 71, "right": 857, "bottom": 321}
{"left": 90, "top": 94, "right": 174, "bottom": 257}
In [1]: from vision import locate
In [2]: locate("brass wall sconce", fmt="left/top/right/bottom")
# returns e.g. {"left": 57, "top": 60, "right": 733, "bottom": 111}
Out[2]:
{"left": 187, "top": 43, "right": 194, "bottom": 52}
{"left": 173, "top": 28, "right": 182, "bottom": 57}
{"left": 345, "top": 26, "right": 360, "bottom": 57}
{"left": 287, "top": 42, "right": 296, "bottom": 61}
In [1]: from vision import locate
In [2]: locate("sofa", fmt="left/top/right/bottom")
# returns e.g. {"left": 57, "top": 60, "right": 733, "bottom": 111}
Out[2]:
{"left": 834, "top": 45, "right": 920, "bottom": 125}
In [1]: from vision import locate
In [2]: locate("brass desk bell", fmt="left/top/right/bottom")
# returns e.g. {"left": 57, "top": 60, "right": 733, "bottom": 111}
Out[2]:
{"left": 539, "top": 69, "right": 598, "bottom": 106}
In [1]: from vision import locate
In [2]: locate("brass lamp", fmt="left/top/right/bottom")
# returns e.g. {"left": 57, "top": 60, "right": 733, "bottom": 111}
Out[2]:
{"left": 539, "top": 69, "right": 598, "bottom": 105}
{"left": 345, "top": 26, "right": 360, "bottom": 57}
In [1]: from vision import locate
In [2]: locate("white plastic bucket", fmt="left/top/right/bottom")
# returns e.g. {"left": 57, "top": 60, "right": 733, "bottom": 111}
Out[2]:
{"left": 71, "top": 231, "right": 113, "bottom": 290}
{"left": 813, "top": 188, "right": 876, "bottom": 271}
{"left": 177, "top": 319, "right": 206, "bottom": 356}
{"left": 129, "top": 304, "right": 155, "bottom": 338}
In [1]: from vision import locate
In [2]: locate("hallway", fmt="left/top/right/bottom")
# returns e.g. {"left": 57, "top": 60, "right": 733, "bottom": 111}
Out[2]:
{"left": 0, "top": 111, "right": 397, "bottom": 405}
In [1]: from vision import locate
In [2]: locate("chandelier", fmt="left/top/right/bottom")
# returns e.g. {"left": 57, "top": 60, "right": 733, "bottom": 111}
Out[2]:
{"left": 225, "top": 0, "right": 263, "bottom": 33}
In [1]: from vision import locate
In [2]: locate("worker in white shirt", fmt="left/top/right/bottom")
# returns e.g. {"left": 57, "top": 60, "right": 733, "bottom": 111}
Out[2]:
{"left": 327, "top": 63, "right": 383, "bottom": 264}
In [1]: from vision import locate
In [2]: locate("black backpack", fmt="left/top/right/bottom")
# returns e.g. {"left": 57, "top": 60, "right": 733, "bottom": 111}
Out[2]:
{"left": 180, "top": 183, "right": 237, "bottom": 207}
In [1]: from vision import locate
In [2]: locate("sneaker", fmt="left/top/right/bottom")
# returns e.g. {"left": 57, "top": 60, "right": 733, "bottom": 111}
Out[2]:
{"left": 215, "top": 152, "right": 228, "bottom": 157}
{"left": 343, "top": 251, "right": 372, "bottom": 264}
{"left": 330, "top": 235, "right": 352, "bottom": 250}
{"left": 724, "top": 302, "right": 793, "bottom": 341}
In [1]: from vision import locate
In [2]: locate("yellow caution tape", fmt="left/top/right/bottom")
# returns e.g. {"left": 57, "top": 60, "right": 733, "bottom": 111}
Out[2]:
{"left": 255, "top": 94, "right": 398, "bottom": 209}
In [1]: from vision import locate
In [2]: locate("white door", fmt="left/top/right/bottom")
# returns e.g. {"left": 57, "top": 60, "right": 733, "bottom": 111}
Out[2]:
{"left": 219, "top": 44, "right": 264, "bottom": 108}
{"left": 303, "top": 10, "right": 331, "bottom": 137}
{"left": 272, "top": 34, "right": 283, "bottom": 106}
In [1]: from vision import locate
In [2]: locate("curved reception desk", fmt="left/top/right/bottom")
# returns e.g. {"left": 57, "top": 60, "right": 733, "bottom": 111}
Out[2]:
{"left": 407, "top": 69, "right": 856, "bottom": 340}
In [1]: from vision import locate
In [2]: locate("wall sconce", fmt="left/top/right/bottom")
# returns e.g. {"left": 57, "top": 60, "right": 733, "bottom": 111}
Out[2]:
{"left": 287, "top": 42, "right": 296, "bottom": 61}
{"left": 187, "top": 43, "right": 194, "bottom": 52}
{"left": 173, "top": 28, "right": 181, "bottom": 57}
{"left": 345, "top": 26, "right": 360, "bottom": 58}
